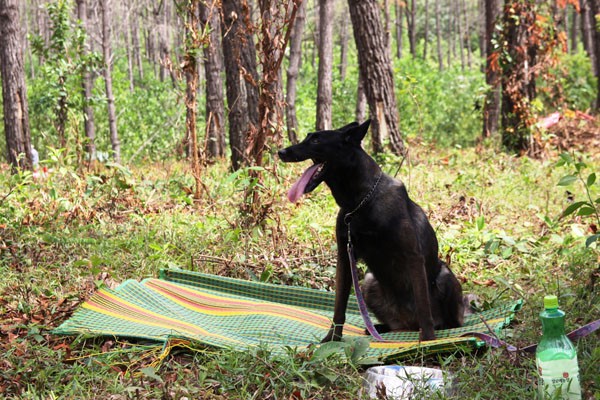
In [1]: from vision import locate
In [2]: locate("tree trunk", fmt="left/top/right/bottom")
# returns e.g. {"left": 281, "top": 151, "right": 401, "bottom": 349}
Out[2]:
{"left": 0, "top": 0, "right": 33, "bottom": 171}
{"left": 100, "top": 0, "right": 120, "bottom": 163}
{"left": 448, "top": 2, "right": 456, "bottom": 63}
{"left": 582, "top": 0, "right": 598, "bottom": 75}
{"left": 316, "top": 0, "right": 334, "bottom": 130}
{"left": 338, "top": 6, "right": 349, "bottom": 80}
{"left": 144, "top": 7, "right": 157, "bottom": 78}
{"left": 158, "top": 2, "right": 167, "bottom": 82}
{"left": 221, "top": 0, "right": 260, "bottom": 170}
{"left": 479, "top": 0, "right": 486, "bottom": 58}
{"left": 569, "top": 5, "right": 579, "bottom": 54}
{"left": 500, "top": 0, "right": 536, "bottom": 153}
{"left": 124, "top": 1, "right": 135, "bottom": 93}
{"left": 581, "top": 0, "right": 594, "bottom": 59}
{"left": 200, "top": 0, "right": 226, "bottom": 159}
{"left": 250, "top": 0, "right": 297, "bottom": 166}
{"left": 131, "top": 5, "right": 143, "bottom": 80}
{"left": 312, "top": 1, "right": 319, "bottom": 71}
{"left": 448, "top": 0, "right": 454, "bottom": 67}
{"left": 355, "top": 73, "right": 367, "bottom": 122}
{"left": 348, "top": 0, "right": 404, "bottom": 155}
{"left": 76, "top": 0, "right": 96, "bottom": 161}
{"left": 483, "top": 0, "right": 500, "bottom": 138}
{"left": 435, "top": 0, "right": 443, "bottom": 70}
{"left": 462, "top": 0, "right": 472, "bottom": 68}
{"left": 423, "top": 0, "right": 430, "bottom": 59}
{"left": 456, "top": 0, "right": 465, "bottom": 70}
{"left": 286, "top": 0, "right": 306, "bottom": 144}
{"left": 406, "top": 0, "right": 417, "bottom": 57}
{"left": 395, "top": 1, "right": 403, "bottom": 59}
{"left": 183, "top": 0, "right": 203, "bottom": 200}
{"left": 383, "top": 0, "right": 392, "bottom": 54}
{"left": 23, "top": 1, "right": 35, "bottom": 79}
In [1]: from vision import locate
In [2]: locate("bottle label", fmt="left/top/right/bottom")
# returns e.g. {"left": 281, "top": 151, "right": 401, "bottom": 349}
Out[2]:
{"left": 537, "top": 357, "right": 581, "bottom": 399}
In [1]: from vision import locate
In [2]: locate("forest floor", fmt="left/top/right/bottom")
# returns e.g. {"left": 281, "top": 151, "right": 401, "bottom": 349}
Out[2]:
{"left": 0, "top": 135, "right": 598, "bottom": 398}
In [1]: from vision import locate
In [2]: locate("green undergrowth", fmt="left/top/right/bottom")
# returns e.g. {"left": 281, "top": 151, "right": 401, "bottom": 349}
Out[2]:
{"left": 0, "top": 146, "right": 598, "bottom": 398}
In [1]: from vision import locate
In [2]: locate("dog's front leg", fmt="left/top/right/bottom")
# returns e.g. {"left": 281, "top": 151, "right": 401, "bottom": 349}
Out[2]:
{"left": 409, "top": 258, "right": 436, "bottom": 341}
{"left": 322, "top": 230, "right": 352, "bottom": 342}
{"left": 400, "top": 226, "right": 436, "bottom": 341}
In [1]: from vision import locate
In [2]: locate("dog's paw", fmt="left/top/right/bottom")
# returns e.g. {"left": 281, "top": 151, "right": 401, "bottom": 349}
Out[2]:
{"left": 321, "top": 333, "right": 342, "bottom": 343}
{"left": 321, "top": 326, "right": 343, "bottom": 342}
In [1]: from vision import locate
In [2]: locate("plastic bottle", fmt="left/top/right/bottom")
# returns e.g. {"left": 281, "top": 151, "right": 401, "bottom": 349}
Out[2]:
{"left": 535, "top": 295, "right": 582, "bottom": 399}
{"left": 31, "top": 146, "right": 39, "bottom": 169}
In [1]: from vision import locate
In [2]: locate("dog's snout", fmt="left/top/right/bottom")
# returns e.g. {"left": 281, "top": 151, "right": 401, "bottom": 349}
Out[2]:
{"left": 278, "top": 148, "right": 295, "bottom": 162}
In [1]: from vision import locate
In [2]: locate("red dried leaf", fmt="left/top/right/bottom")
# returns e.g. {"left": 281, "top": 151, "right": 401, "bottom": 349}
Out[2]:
{"left": 489, "top": 52, "right": 500, "bottom": 73}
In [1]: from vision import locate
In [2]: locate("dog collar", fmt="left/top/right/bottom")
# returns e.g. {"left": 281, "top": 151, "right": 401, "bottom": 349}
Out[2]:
{"left": 344, "top": 170, "right": 383, "bottom": 225}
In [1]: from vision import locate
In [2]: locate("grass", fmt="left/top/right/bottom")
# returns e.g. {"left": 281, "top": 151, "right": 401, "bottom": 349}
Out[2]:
{"left": 0, "top": 145, "right": 598, "bottom": 399}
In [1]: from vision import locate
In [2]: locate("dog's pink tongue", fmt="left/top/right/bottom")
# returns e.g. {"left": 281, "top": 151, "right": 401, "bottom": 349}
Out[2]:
{"left": 287, "top": 164, "right": 321, "bottom": 203}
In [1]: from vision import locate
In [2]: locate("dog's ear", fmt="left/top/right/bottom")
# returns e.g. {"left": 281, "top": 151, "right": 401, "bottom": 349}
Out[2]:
{"left": 345, "top": 119, "right": 371, "bottom": 144}
{"left": 337, "top": 121, "right": 359, "bottom": 133}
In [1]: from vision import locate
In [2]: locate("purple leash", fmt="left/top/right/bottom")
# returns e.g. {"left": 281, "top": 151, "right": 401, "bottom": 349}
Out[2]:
{"left": 346, "top": 224, "right": 384, "bottom": 341}
{"left": 344, "top": 171, "right": 384, "bottom": 341}
{"left": 462, "top": 318, "right": 600, "bottom": 352}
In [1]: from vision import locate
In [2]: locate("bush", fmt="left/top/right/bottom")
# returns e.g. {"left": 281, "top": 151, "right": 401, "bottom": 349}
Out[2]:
{"left": 394, "top": 58, "right": 487, "bottom": 147}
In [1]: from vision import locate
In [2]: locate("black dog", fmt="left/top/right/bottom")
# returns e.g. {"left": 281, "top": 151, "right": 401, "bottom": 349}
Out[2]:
{"left": 278, "top": 120, "right": 465, "bottom": 341}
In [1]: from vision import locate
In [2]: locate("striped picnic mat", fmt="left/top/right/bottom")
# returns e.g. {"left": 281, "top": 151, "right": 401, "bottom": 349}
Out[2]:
{"left": 54, "top": 269, "right": 522, "bottom": 361}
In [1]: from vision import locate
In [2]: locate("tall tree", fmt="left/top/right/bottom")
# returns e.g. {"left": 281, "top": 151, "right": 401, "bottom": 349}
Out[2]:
{"left": 221, "top": 0, "right": 260, "bottom": 170}
{"left": 130, "top": 1, "right": 143, "bottom": 80}
{"left": 286, "top": 0, "right": 306, "bottom": 144}
{"left": 462, "top": 0, "right": 473, "bottom": 68}
{"left": 99, "top": 0, "right": 120, "bottom": 162}
{"left": 395, "top": 0, "right": 404, "bottom": 59}
{"left": 75, "top": 0, "right": 96, "bottom": 161}
{"left": 499, "top": 0, "right": 536, "bottom": 152}
{"left": 448, "top": 0, "right": 455, "bottom": 66}
{"left": 144, "top": 6, "right": 157, "bottom": 77}
{"left": 182, "top": 0, "right": 203, "bottom": 200}
{"left": 423, "top": 0, "right": 430, "bottom": 59}
{"left": 479, "top": 0, "right": 487, "bottom": 57}
{"left": 0, "top": 0, "right": 33, "bottom": 170}
{"left": 240, "top": 0, "right": 299, "bottom": 225}
{"left": 569, "top": 4, "right": 579, "bottom": 54}
{"left": 158, "top": 1, "right": 169, "bottom": 83}
{"left": 406, "top": 0, "right": 417, "bottom": 57}
{"left": 456, "top": 0, "right": 466, "bottom": 70}
{"left": 435, "top": 0, "right": 443, "bottom": 70}
{"left": 348, "top": 0, "right": 404, "bottom": 155}
{"left": 581, "top": 0, "right": 597, "bottom": 73}
{"left": 338, "top": 6, "right": 349, "bottom": 80}
{"left": 200, "top": 0, "right": 226, "bottom": 158}
{"left": 483, "top": 0, "right": 501, "bottom": 138}
{"left": 355, "top": 74, "right": 367, "bottom": 122}
{"left": 124, "top": 0, "right": 135, "bottom": 93}
{"left": 383, "top": 0, "right": 392, "bottom": 53}
{"left": 249, "top": 0, "right": 298, "bottom": 166}
{"left": 45, "top": 0, "right": 70, "bottom": 148}
{"left": 316, "top": 0, "right": 334, "bottom": 130}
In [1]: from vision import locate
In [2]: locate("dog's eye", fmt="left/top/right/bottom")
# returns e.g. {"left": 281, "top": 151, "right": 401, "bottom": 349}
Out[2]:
{"left": 310, "top": 138, "right": 320, "bottom": 144}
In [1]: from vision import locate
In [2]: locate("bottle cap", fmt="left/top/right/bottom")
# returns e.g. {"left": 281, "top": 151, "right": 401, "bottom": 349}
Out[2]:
{"left": 543, "top": 295, "right": 559, "bottom": 309}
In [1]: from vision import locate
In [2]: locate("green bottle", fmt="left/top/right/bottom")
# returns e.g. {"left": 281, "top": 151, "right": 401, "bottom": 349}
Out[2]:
{"left": 536, "top": 295, "right": 582, "bottom": 399}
